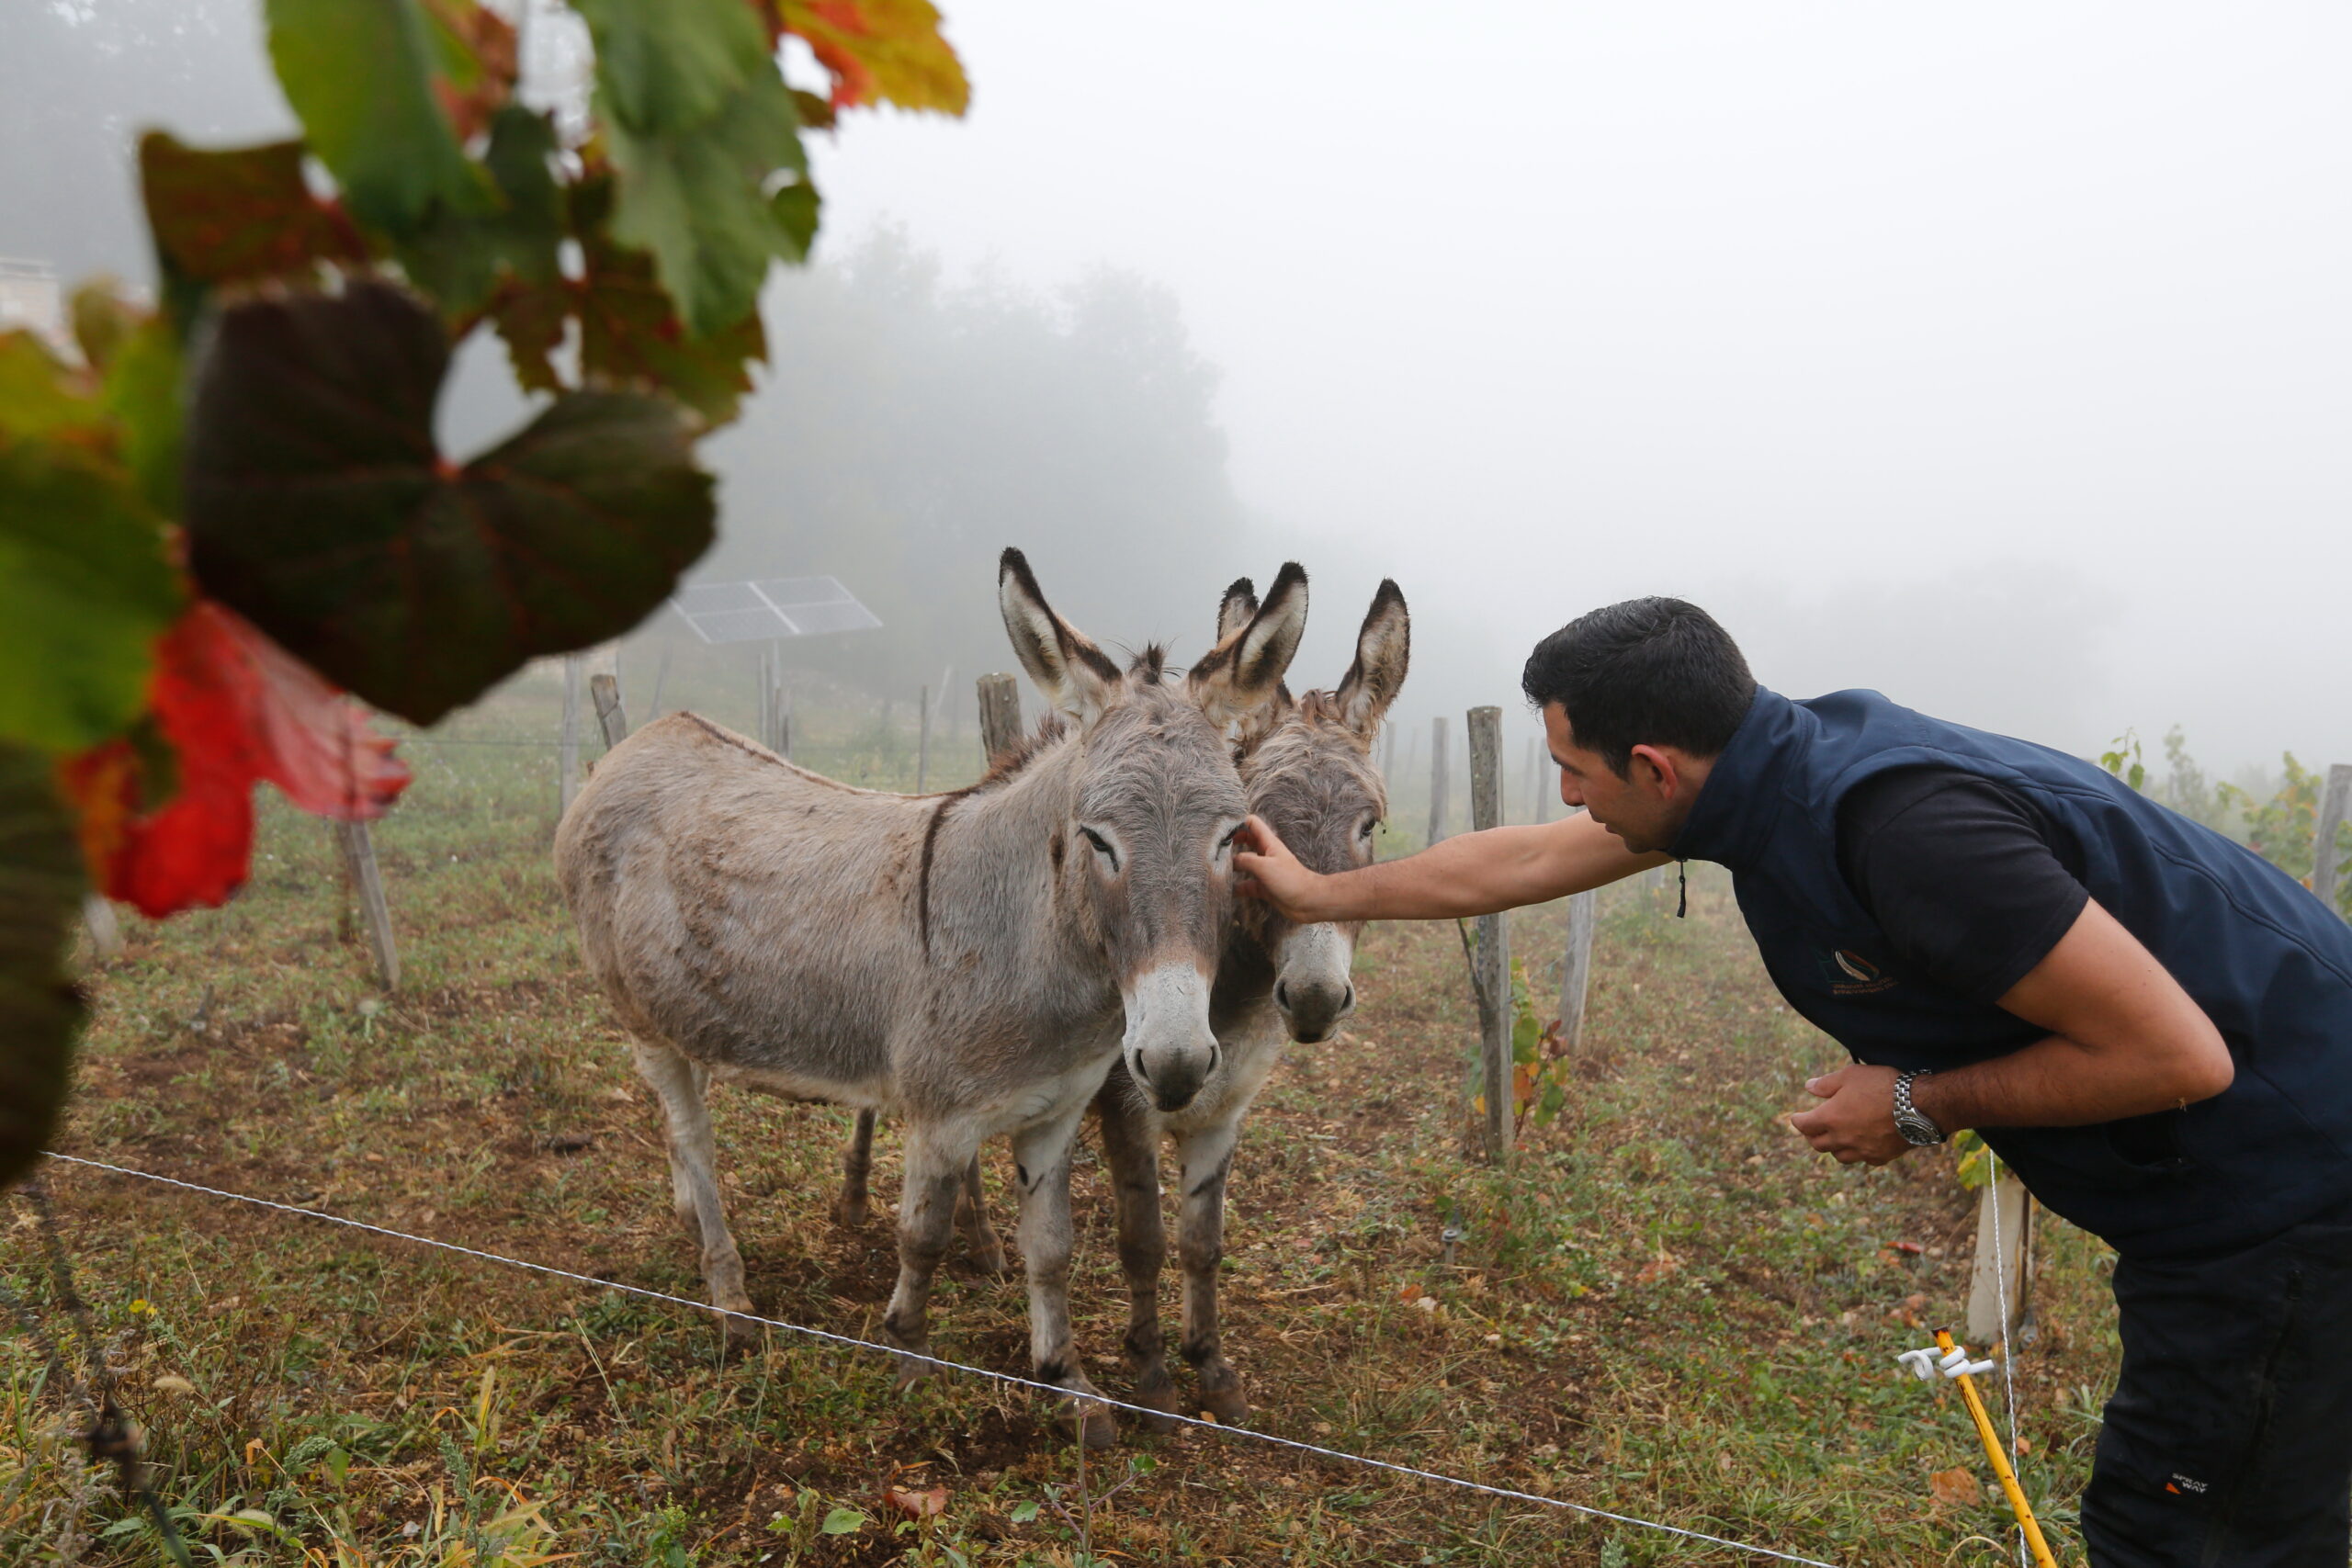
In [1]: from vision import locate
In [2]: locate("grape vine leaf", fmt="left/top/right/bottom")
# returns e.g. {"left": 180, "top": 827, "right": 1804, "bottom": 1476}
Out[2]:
{"left": 493, "top": 172, "right": 767, "bottom": 423}
{"left": 64, "top": 603, "right": 411, "bottom": 918}
{"left": 396, "top": 105, "right": 564, "bottom": 318}
{"left": 0, "top": 740, "right": 85, "bottom": 1188}
{"left": 782, "top": 0, "right": 970, "bottom": 113}
{"left": 139, "top": 133, "right": 369, "bottom": 289}
{"left": 574, "top": 0, "right": 811, "bottom": 336}
{"left": 264, "top": 0, "right": 492, "bottom": 237}
{"left": 0, "top": 441, "right": 184, "bottom": 753}
{"left": 184, "top": 282, "right": 716, "bottom": 724}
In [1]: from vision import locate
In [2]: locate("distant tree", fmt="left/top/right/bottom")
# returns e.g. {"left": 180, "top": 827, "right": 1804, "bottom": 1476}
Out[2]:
{"left": 695, "top": 228, "right": 1247, "bottom": 693}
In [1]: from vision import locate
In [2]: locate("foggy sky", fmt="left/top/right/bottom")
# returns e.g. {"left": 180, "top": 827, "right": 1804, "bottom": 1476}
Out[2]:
{"left": 803, "top": 2, "right": 2352, "bottom": 776}
{"left": 9, "top": 2, "right": 2349, "bottom": 780}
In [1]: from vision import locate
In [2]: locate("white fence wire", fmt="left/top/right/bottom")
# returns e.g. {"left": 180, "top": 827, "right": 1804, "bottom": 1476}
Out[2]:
{"left": 45, "top": 1150, "right": 1854, "bottom": 1568}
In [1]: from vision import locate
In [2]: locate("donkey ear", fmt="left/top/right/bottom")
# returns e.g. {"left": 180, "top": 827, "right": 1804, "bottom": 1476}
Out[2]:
{"left": 1190, "top": 561, "right": 1307, "bottom": 728}
{"left": 1215, "top": 577, "right": 1259, "bottom": 644}
{"left": 1332, "top": 579, "right": 1409, "bottom": 735}
{"left": 999, "top": 548, "right": 1123, "bottom": 721}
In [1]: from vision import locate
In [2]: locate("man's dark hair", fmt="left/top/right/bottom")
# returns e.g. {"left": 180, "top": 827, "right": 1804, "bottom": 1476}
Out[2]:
{"left": 1521, "top": 598, "right": 1756, "bottom": 776}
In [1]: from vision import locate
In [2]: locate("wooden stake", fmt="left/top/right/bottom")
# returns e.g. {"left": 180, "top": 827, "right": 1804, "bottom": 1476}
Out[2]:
{"left": 336, "top": 821, "right": 400, "bottom": 991}
{"left": 559, "top": 654, "right": 583, "bottom": 818}
{"left": 1427, "top": 716, "right": 1451, "bottom": 846}
{"left": 1466, "top": 705, "right": 1510, "bottom": 1159}
{"left": 590, "top": 672, "right": 628, "bottom": 748}
{"left": 1555, "top": 889, "right": 1596, "bottom": 1057}
{"left": 977, "top": 672, "right": 1022, "bottom": 764}
{"left": 916, "top": 683, "right": 931, "bottom": 792}
{"left": 1966, "top": 1170, "right": 2034, "bottom": 1345}
{"left": 81, "top": 894, "right": 120, "bottom": 965}
{"left": 2312, "top": 762, "right": 2352, "bottom": 912}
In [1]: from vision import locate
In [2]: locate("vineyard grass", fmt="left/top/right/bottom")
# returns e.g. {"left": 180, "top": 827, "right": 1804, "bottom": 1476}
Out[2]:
{"left": 2, "top": 667, "right": 2131, "bottom": 1566}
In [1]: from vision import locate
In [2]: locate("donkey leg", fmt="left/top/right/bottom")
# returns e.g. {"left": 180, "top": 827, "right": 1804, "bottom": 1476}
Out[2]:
{"left": 833, "top": 1109, "right": 876, "bottom": 1228}
{"left": 1012, "top": 1109, "right": 1118, "bottom": 1449}
{"left": 879, "top": 1122, "right": 973, "bottom": 1389}
{"left": 631, "top": 1043, "right": 756, "bottom": 1346}
{"left": 955, "top": 1153, "right": 1011, "bottom": 1275}
{"left": 1094, "top": 1093, "right": 1177, "bottom": 1429}
{"left": 1174, "top": 1119, "right": 1250, "bottom": 1425}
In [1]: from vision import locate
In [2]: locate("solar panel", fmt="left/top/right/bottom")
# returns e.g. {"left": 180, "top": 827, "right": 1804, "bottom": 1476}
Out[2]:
{"left": 668, "top": 575, "right": 882, "bottom": 644}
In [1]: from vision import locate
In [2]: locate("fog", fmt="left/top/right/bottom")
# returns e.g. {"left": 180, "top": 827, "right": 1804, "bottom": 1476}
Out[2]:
{"left": 10, "top": 1, "right": 2349, "bottom": 784}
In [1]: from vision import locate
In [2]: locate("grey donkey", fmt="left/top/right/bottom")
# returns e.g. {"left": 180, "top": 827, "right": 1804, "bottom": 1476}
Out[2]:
{"left": 831, "top": 577, "right": 1410, "bottom": 1429}
{"left": 1100, "top": 576, "right": 1408, "bottom": 1428}
{"left": 553, "top": 547, "right": 1308, "bottom": 1447}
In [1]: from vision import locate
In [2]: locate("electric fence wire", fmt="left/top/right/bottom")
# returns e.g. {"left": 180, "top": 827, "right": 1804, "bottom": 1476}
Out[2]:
{"left": 1985, "top": 1148, "right": 2026, "bottom": 1568}
{"left": 45, "top": 1151, "right": 1853, "bottom": 1568}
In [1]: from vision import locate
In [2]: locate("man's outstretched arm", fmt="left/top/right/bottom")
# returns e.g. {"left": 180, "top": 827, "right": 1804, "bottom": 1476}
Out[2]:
{"left": 1234, "top": 810, "right": 1669, "bottom": 923}
{"left": 1790, "top": 897, "right": 2235, "bottom": 1164}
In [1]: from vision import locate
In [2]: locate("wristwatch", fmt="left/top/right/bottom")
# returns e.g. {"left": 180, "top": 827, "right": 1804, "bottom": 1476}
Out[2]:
{"left": 1892, "top": 1069, "right": 1946, "bottom": 1146}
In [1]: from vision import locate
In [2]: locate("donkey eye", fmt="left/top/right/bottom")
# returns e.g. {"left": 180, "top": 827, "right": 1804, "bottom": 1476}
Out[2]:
{"left": 1079, "top": 827, "right": 1121, "bottom": 872}
{"left": 1359, "top": 818, "right": 1380, "bottom": 840}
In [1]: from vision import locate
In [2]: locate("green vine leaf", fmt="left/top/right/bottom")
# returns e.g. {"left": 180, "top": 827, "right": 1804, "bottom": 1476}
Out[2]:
{"left": 184, "top": 283, "right": 716, "bottom": 725}
{"left": 396, "top": 105, "right": 564, "bottom": 319}
{"left": 264, "top": 0, "right": 492, "bottom": 237}
{"left": 575, "top": 0, "right": 811, "bottom": 336}
{"left": 0, "top": 442, "right": 184, "bottom": 753}
{"left": 0, "top": 740, "right": 85, "bottom": 1188}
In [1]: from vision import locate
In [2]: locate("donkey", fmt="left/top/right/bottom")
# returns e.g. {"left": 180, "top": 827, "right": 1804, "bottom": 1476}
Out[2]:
{"left": 828, "top": 578, "right": 1410, "bottom": 1431}
{"left": 1100, "top": 577, "right": 1408, "bottom": 1427}
{"left": 554, "top": 548, "right": 1306, "bottom": 1447}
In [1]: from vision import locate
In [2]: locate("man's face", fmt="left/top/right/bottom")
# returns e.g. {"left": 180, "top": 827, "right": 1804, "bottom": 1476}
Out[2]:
{"left": 1541, "top": 702, "right": 1694, "bottom": 855}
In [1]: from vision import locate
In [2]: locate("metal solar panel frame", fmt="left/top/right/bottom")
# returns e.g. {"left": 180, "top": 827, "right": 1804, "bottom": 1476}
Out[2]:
{"left": 668, "top": 575, "right": 883, "bottom": 644}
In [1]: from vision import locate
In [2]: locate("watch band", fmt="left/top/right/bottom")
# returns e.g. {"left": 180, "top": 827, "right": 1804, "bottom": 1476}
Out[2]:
{"left": 1893, "top": 1068, "right": 1946, "bottom": 1146}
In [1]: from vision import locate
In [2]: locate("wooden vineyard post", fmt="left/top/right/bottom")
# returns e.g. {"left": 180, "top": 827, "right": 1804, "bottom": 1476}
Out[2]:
{"left": 559, "top": 654, "right": 584, "bottom": 818}
{"left": 1966, "top": 1169, "right": 2035, "bottom": 1346}
{"left": 335, "top": 821, "right": 401, "bottom": 991}
{"left": 2312, "top": 763, "right": 2352, "bottom": 912}
{"left": 1466, "top": 706, "right": 1511, "bottom": 1159}
{"left": 916, "top": 683, "right": 932, "bottom": 792}
{"left": 977, "top": 672, "right": 1023, "bottom": 764}
{"left": 591, "top": 672, "right": 629, "bottom": 748}
{"left": 1428, "top": 716, "right": 1451, "bottom": 845}
{"left": 81, "top": 893, "right": 120, "bottom": 965}
{"left": 770, "top": 684, "right": 792, "bottom": 761}
{"left": 1555, "top": 888, "right": 1597, "bottom": 1057}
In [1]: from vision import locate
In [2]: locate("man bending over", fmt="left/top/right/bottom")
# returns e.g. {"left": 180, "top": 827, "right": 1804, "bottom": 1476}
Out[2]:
{"left": 1236, "top": 596, "right": 2352, "bottom": 1568}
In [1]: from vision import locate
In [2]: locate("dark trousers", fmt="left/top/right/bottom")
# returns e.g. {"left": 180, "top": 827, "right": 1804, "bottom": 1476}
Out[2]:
{"left": 2081, "top": 1205, "right": 2352, "bottom": 1567}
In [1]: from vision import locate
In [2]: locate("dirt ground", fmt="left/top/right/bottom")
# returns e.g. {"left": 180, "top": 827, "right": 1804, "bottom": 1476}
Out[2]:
{"left": 4, "top": 691, "right": 2129, "bottom": 1566}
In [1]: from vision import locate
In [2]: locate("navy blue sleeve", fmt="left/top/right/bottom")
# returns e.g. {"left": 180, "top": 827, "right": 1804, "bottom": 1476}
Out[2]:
{"left": 1834, "top": 768, "right": 2091, "bottom": 1004}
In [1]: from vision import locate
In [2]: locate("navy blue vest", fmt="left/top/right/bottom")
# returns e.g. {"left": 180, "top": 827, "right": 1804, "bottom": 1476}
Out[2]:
{"left": 1672, "top": 687, "right": 2352, "bottom": 1258}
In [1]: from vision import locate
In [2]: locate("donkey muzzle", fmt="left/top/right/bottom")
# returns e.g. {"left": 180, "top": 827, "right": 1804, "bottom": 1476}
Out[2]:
{"left": 1273, "top": 923, "right": 1358, "bottom": 1043}
{"left": 1123, "top": 962, "right": 1220, "bottom": 1113}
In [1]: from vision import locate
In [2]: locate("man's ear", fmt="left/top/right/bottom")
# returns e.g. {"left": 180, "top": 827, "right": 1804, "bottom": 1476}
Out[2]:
{"left": 999, "top": 547, "right": 1123, "bottom": 721}
{"left": 1189, "top": 561, "right": 1307, "bottom": 729}
{"left": 1331, "top": 579, "right": 1409, "bottom": 736}
{"left": 1627, "top": 743, "right": 1680, "bottom": 795}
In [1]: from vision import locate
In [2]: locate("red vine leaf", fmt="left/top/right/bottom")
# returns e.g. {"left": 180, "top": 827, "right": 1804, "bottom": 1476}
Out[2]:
{"left": 139, "top": 133, "right": 368, "bottom": 288}
{"left": 782, "top": 0, "right": 968, "bottom": 113}
{"left": 63, "top": 602, "right": 411, "bottom": 918}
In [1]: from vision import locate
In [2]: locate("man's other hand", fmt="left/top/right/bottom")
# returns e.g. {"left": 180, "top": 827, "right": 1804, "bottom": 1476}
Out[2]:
{"left": 1233, "top": 815, "right": 1334, "bottom": 922}
{"left": 1788, "top": 1064, "right": 1911, "bottom": 1166}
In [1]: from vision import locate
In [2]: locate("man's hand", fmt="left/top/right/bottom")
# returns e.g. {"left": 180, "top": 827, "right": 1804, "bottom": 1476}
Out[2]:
{"left": 1233, "top": 816, "right": 1337, "bottom": 922}
{"left": 1788, "top": 1064, "right": 1913, "bottom": 1166}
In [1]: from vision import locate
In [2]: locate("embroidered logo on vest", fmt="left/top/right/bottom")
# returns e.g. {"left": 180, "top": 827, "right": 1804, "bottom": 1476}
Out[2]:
{"left": 1817, "top": 948, "right": 1898, "bottom": 996}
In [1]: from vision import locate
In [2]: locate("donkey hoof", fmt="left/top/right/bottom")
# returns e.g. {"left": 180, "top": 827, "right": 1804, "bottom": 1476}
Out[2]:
{"left": 831, "top": 1194, "right": 869, "bottom": 1228}
{"left": 719, "top": 1308, "right": 763, "bottom": 1356}
{"left": 892, "top": 1352, "right": 937, "bottom": 1391}
{"left": 1198, "top": 1383, "right": 1250, "bottom": 1427}
{"left": 1130, "top": 1376, "right": 1182, "bottom": 1435}
{"left": 967, "top": 1239, "right": 1012, "bottom": 1276}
